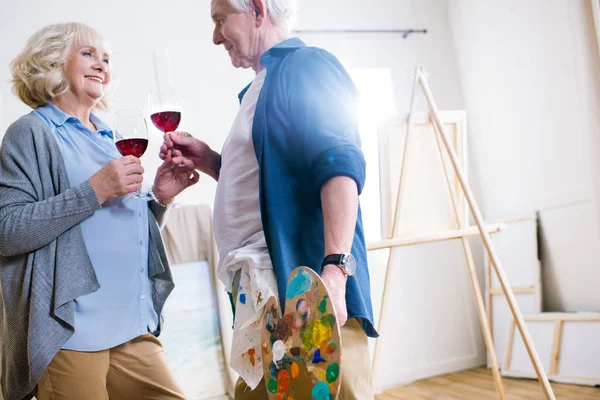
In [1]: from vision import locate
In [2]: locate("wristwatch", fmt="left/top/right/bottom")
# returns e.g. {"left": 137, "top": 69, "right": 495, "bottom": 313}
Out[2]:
{"left": 321, "top": 253, "right": 356, "bottom": 277}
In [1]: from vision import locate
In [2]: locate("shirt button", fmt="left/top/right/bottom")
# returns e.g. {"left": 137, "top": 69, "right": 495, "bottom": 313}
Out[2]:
{"left": 141, "top": 294, "right": 146, "bottom": 300}
{"left": 140, "top": 268, "right": 145, "bottom": 273}
{"left": 138, "top": 240, "right": 143, "bottom": 246}
{"left": 138, "top": 212, "right": 142, "bottom": 217}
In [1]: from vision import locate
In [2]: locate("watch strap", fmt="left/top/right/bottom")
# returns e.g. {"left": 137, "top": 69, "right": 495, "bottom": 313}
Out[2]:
{"left": 321, "top": 254, "right": 345, "bottom": 268}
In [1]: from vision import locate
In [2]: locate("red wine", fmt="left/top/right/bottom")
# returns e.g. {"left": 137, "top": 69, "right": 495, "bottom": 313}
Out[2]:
{"left": 116, "top": 138, "right": 148, "bottom": 158}
{"left": 151, "top": 111, "right": 181, "bottom": 132}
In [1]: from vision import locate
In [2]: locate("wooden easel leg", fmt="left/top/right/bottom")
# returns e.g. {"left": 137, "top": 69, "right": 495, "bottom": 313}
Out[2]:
{"left": 371, "top": 67, "right": 421, "bottom": 378}
{"left": 418, "top": 67, "right": 556, "bottom": 400}
{"left": 430, "top": 115, "right": 506, "bottom": 400}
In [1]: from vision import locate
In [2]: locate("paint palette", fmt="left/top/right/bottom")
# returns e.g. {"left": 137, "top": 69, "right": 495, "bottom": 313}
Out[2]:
{"left": 261, "top": 266, "right": 342, "bottom": 400}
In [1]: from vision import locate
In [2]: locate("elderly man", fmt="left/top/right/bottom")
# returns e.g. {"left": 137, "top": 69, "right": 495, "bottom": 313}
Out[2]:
{"left": 161, "top": 0, "right": 377, "bottom": 398}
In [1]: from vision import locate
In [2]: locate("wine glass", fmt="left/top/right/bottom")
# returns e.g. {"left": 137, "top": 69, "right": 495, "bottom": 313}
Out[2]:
{"left": 148, "top": 85, "right": 182, "bottom": 134}
{"left": 149, "top": 85, "right": 186, "bottom": 167}
{"left": 113, "top": 109, "right": 151, "bottom": 200}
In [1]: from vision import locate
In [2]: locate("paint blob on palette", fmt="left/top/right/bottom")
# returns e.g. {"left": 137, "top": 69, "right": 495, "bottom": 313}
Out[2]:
{"left": 261, "top": 266, "right": 342, "bottom": 400}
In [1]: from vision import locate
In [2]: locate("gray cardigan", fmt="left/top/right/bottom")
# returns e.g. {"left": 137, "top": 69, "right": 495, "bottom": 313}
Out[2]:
{"left": 0, "top": 114, "right": 175, "bottom": 400}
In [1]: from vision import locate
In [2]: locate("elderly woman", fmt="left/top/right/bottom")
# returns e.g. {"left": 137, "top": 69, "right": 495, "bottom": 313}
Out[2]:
{"left": 0, "top": 23, "right": 196, "bottom": 400}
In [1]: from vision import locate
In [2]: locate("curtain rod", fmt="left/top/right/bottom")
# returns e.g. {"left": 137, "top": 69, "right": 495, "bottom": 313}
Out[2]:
{"left": 292, "top": 29, "right": 427, "bottom": 39}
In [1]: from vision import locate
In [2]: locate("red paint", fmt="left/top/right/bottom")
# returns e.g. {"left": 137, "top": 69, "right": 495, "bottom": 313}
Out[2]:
{"left": 247, "top": 348, "right": 256, "bottom": 366}
{"left": 277, "top": 369, "right": 290, "bottom": 392}
{"left": 326, "top": 343, "right": 336, "bottom": 354}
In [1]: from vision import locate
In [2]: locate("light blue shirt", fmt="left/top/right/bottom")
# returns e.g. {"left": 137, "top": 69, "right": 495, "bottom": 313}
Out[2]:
{"left": 33, "top": 103, "right": 158, "bottom": 351}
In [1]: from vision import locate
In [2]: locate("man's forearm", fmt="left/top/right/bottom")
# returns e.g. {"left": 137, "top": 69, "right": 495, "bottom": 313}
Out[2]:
{"left": 205, "top": 150, "right": 222, "bottom": 181}
{"left": 321, "top": 176, "right": 359, "bottom": 259}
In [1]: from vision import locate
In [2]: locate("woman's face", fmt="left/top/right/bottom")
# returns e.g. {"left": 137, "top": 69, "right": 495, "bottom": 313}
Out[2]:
{"left": 63, "top": 42, "right": 111, "bottom": 104}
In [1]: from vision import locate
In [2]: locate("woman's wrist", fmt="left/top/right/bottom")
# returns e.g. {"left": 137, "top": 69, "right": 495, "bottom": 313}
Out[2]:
{"left": 149, "top": 186, "right": 173, "bottom": 207}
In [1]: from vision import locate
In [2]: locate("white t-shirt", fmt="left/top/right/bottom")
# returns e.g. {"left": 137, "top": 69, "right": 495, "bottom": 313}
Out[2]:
{"left": 213, "top": 69, "right": 277, "bottom": 389}
{"left": 213, "top": 69, "right": 272, "bottom": 288}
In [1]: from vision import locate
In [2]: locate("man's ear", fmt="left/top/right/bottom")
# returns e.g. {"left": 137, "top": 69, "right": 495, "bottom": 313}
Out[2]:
{"left": 250, "top": 0, "right": 266, "bottom": 26}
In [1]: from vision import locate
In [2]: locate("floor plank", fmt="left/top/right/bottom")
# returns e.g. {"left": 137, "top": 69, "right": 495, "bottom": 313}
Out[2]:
{"left": 376, "top": 368, "right": 600, "bottom": 399}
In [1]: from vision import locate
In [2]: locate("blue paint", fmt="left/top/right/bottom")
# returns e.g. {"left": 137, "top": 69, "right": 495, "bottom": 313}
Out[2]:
{"left": 239, "top": 293, "right": 246, "bottom": 304}
{"left": 312, "top": 382, "right": 331, "bottom": 400}
{"left": 269, "top": 361, "right": 278, "bottom": 378}
{"left": 312, "top": 349, "right": 326, "bottom": 364}
{"left": 286, "top": 269, "right": 313, "bottom": 299}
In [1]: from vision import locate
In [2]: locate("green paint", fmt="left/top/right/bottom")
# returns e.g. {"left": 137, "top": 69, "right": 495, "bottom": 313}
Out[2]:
{"left": 326, "top": 363, "right": 340, "bottom": 383}
{"left": 318, "top": 298, "right": 327, "bottom": 313}
{"left": 267, "top": 379, "right": 278, "bottom": 394}
{"left": 321, "top": 314, "right": 335, "bottom": 328}
{"left": 300, "top": 323, "right": 315, "bottom": 350}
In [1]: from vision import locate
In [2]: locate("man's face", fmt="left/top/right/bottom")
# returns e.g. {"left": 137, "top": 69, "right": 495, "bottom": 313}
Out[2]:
{"left": 211, "top": 0, "right": 258, "bottom": 69}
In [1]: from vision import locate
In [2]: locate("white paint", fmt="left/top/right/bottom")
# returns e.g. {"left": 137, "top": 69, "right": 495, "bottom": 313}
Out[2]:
{"left": 272, "top": 340, "right": 285, "bottom": 364}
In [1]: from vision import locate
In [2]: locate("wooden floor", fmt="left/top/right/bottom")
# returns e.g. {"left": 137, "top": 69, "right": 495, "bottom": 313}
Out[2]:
{"left": 376, "top": 368, "right": 600, "bottom": 400}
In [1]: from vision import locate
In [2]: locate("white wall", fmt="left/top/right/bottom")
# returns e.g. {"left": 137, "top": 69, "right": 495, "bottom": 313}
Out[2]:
{"left": 448, "top": 0, "right": 600, "bottom": 312}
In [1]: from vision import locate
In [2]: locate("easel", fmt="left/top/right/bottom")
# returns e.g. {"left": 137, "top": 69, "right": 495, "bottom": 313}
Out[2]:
{"left": 368, "top": 67, "right": 556, "bottom": 400}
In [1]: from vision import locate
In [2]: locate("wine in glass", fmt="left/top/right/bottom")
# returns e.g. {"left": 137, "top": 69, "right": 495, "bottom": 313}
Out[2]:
{"left": 113, "top": 109, "right": 151, "bottom": 200}
{"left": 149, "top": 85, "right": 185, "bottom": 166}
{"left": 149, "top": 85, "right": 181, "bottom": 133}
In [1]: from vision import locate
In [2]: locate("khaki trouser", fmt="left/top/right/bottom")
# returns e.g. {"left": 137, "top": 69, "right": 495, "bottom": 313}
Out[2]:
{"left": 35, "top": 333, "right": 186, "bottom": 400}
{"left": 234, "top": 318, "right": 374, "bottom": 400}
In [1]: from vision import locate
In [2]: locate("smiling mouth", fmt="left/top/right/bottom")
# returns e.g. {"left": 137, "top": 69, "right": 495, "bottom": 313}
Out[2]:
{"left": 85, "top": 76, "right": 104, "bottom": 84}
{"left": 226, "top": 45, "right": 233, "bottom": 51}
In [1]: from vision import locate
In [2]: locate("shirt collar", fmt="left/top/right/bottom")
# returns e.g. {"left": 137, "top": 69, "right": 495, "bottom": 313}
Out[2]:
{"left": 90, "top": 113, "right": 113, "bottom": 138}
{"left": 260, "top": 37, "right": 306, "bottom": 65}
{"left": 36, "top": 103, "right": 113, "bottom": 138}
{"left": 238, "top": 37, "right": 307, "bottom": 102}
{"left": 36, "top": 103, "right": 72, "bottom": 126}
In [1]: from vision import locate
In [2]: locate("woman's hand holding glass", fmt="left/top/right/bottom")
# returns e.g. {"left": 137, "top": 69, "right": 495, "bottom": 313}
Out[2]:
{"left": 88, "top": 156, "right": 144, "bottom": 205}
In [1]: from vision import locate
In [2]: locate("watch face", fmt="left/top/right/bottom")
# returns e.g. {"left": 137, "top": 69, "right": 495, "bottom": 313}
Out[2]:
{"left": 342, "top": 253, "right": 357, "bottom": 276}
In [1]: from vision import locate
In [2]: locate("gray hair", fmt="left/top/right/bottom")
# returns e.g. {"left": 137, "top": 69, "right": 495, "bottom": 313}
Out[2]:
{"left": 227, "top": 0, "right": 297, "bottom": 31}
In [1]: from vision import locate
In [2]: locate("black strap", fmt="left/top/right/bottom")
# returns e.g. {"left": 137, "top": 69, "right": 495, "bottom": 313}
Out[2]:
{"left": 321, "top": 254, "right": 344, "bottom": 268}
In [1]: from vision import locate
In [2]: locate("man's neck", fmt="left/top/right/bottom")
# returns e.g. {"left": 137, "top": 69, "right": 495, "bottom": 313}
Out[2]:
{"left": 252, "top": 28, "right": 290, "bottom": 74}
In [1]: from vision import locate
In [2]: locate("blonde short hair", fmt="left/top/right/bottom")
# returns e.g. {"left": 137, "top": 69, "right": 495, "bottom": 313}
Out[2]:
{"left": 11, "top": 22, "right": 112, "bottom": 110}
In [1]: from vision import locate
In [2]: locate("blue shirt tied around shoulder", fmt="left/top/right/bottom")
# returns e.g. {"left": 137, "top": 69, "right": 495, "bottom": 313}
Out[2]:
{"left": 239, "top": 37, "right": 378, "bottom": 338}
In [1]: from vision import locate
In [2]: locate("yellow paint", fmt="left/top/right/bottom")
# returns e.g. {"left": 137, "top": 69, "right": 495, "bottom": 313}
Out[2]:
{"left": 312, "top": 368, "right": 327, "bottom": 382}
{"left": 312, "top": 319, "right": 331, "bottom": 347}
